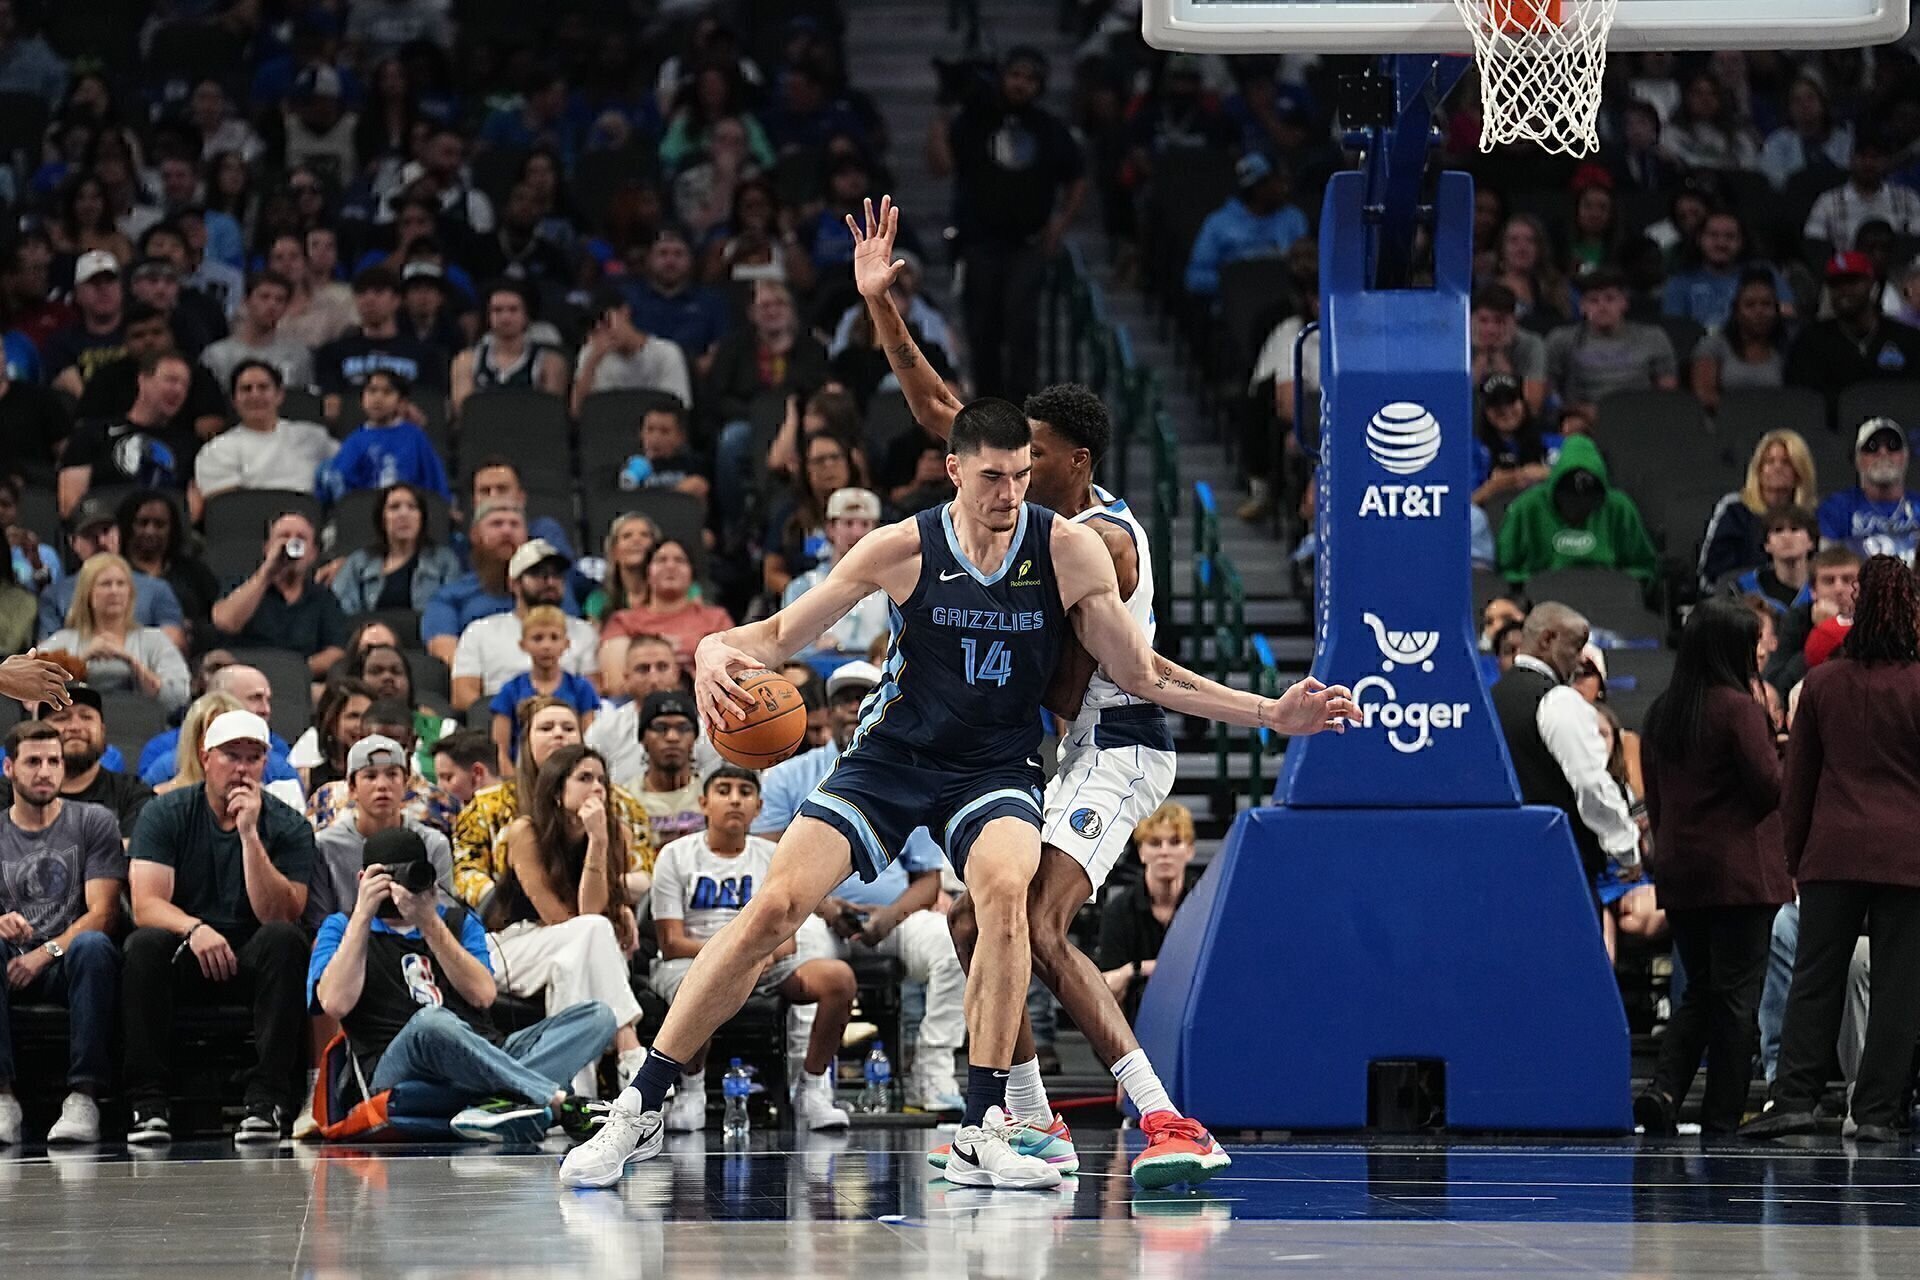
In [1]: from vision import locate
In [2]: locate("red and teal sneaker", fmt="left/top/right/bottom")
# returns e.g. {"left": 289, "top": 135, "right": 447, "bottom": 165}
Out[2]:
{"left": 929, "top": 1112, "right": 1079, "bottom": 1175}
{"left": 1131, "top": 1111, "right": 1231, "bottom": 1189}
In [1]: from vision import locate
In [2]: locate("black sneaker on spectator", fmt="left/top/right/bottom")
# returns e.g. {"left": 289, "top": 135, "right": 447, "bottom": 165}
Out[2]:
{"left": 127, "top": 1107, "right": 173, "bottom": 1146}
{"left": 1632, "top": 1089, "right": 1677, "bottom": 1136}
{"left": 235, "top": 1103, "right": 286, "bottom": 1144}
{"left": 556, "top": 1096, "right": 612, "bottom": 1140}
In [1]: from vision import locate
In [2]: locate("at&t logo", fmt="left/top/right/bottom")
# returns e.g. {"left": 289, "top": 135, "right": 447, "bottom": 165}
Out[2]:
{"left": 1360, "top": 401, "right": 1449, "bottom": 519}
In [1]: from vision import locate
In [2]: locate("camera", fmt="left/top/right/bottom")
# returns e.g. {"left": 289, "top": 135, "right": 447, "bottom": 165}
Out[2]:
{"left": 389, "top": 859, "right": 437, "bottom": 893}
{"left": 284, "top": 537, "right": 307, "bottom": 560}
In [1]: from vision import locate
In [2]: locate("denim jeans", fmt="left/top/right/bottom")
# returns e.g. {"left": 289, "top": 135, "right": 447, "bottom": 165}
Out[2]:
{"left": 0, "top": 931, "right": 119, "bottom": 1090}
{"left": 1758, "top": 899, "right": 1872, "bottom": 1086}
{"left": 369, "top": 1001, "right": 616, "bottom": 1103}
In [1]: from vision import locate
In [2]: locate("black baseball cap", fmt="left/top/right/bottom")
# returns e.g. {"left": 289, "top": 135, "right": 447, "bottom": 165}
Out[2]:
{"left": 1481, "top": 373, "right": 1524, "bottom": 406}
{"left": 639, "top": 689, "right": 699, "bottom": 732}
{"left": 67, "top": 495, "right": 117, "bottom": 535}
{"left": 364, "top": 825, "right": 427, "bottom": 871}
{"left": 40, "top": 681, "right": 102, "bottom": 719}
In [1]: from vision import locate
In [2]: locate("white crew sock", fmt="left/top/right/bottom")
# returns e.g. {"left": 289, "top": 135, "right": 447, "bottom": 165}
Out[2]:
{"left": 1004, "top": 1057, "right": 1052, "bottom": 1123}
{"left": 1111, "top": 1049, "right": 1177, "bottom": 1118}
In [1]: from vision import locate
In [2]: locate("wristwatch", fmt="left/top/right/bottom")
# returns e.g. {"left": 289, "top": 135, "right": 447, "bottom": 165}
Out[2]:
{"left": 41, "top": 940, "right": 64, "bottom": 959}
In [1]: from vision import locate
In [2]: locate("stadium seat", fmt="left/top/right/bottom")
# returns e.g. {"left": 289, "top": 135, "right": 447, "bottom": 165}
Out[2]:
{"left": 457, "top": 390, "right": 572, "bottom": 486}
{"left": 1523, "top": 568, "right": 1665, "bottom": 645}
{"left": 863, "top": 390, "right": 919, "bottom": 463}
{"left": 1836, "top": 379, "right": 1920, "bottom": 437}
{"left": 282, "top": 386, "right": 327, "bottom": 423}
{"left": 203, "top": 537, "right": 266, "bottom": 584}
{"left": 579, "top": 389, "right": 683, "bottom": 484}
{"left": 1594, "top": 390, "right": 1728, "bottom": 523}
{"left": 582, "top": 489, "right": 708, "bottom": 580}
{"left": 1215, "top": 256, "right": 1299, "bottom": 386}
{"left": 97, "top": 691, "right": 173, "bottom": 766}
{"left": 204, "top": 490, "right": 322, "bottom": 547}
{"left": 410, "top": 651, "right": 452, "bottom": 705}
{"left": 1717, "top": 387, "right": 1828, "bottom": 452}
{"left": 345, "top": 608, "right": 422, "bottom": 650}
{"left": 15, "top": 485, "right": 59, "bottom": 545}
{"left": 1601, "top": 647, "right": 1675, "bottom": 733}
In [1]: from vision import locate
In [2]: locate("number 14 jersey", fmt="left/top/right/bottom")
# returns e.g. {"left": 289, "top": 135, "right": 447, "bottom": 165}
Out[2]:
{"left": 851, "top": 502, "right": 1065, "bottom": 771}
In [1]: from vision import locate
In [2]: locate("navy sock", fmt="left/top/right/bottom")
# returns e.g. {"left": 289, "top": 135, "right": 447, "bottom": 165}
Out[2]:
{"left": 962, "top": 1064, "right": 1009, "bottom": 1128}
{"left": 632, "top": 1048, "right": 684, "bottom": 1113}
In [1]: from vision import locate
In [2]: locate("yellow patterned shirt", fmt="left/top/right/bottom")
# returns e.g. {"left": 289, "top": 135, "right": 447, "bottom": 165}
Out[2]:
{"left": 449, "top": 780, "right": 657, "bottom": 908}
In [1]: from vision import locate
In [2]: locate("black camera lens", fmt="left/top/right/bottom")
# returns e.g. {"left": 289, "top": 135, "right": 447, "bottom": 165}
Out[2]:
{"left": 392, "top": 860, "right": 436, "bottom": 893}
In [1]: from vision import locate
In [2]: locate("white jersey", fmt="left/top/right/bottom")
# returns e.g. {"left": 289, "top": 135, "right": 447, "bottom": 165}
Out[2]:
{"left": 1070, "top": 484, "right": 1155, "bottom": 714}
{"left": 649, "top": 831, "right": 777, "bottom": 943}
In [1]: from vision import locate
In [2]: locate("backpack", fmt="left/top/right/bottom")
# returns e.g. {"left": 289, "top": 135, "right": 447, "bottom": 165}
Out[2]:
{"left": 310, "top": 1030, "right": 465, "bottom": 1142}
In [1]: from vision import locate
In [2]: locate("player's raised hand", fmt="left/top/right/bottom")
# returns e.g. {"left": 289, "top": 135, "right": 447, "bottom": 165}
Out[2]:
{"left": 848, "top": 195, "right": 904, "bottom": 300}
{"left": 1265, "top": 675, "right": 1360, "bottom": 736}
{"left": 693, "top": 633, "right": 766, "bottom": 733}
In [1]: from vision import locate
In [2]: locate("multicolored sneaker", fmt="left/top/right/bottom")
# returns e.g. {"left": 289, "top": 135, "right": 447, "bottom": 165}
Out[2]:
{"left": 928, "top": 1112, "right": 1078, "bottom": 1175}
{"left": 1131, "top": 1111, "right": 1231, "bottom": 1189}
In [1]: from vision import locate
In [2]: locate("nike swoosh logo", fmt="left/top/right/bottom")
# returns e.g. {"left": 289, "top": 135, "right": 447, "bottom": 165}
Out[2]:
{"left": 952, "top": 1143, "right": 977, "bottom": 1163}
{"left": 939, "top": 569, "right": 968, "bottom": 581}
{"left": 1026, "top": 758, "right": 1040, "bottom": 768}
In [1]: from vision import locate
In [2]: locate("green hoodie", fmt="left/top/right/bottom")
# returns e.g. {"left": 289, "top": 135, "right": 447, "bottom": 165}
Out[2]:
{"left": 1495, "top": 434, "right": 1659, "bottom": 583}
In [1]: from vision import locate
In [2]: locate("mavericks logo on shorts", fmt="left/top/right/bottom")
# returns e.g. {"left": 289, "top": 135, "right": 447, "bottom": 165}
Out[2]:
{"left": 1068, "top": 807, "right": 1103, "bottom": 839}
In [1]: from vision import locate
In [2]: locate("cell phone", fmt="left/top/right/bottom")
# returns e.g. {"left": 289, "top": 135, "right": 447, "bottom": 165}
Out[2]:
{"left": 838, "top": 906, "right": 869, "bottom": 932}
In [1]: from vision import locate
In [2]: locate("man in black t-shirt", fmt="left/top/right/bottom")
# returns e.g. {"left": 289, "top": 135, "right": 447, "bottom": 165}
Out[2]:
{"left": 76, "top": 302, "right": 229, "bottom": 446}
{"left": 315, "top": 266, "right": 449, "bottom": 421}
{"left": 939, "top": 48, "right": 1086, "bottom": 400}
{"left": 55, "top": 350, "right": 197, "bottom": 517}
{"left": 0, "top": 686, "right": 153, "bottom": 840}
{"left": 44, "top": 250, "right": 128, "bottom": 400}
{"left": 122, "top": 710, "right": 314, "bottom": 1145}
{"left": 0, "top": 360, "right": 74, "bottom": 488}
{"left": 307, "top": 825, "right": 615, "bottom": 1141}
{"left": 1785, "top": 252, "right": 1920, "bottom": 415}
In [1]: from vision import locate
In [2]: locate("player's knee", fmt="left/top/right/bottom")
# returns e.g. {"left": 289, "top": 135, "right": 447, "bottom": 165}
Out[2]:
{"left": 964, "top": 859, "right": 1034, "bottom": 913}
{"left": 740, "top": 890, "right": 809, "bottom": 947}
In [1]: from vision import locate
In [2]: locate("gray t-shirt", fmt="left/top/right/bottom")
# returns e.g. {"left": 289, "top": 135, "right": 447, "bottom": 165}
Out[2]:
{"left": 0, "top": 801, "right": 126, "bottom": 942}
{"left": 1476, "top": 328, "right": 1547, "bottom": 382}
{"left": 200, "top": 334, "right": 317, "bottom": 393}
{"left": 308, "top": 816, "right": 454, "bottom": 929}
{"left": 1544, "top": 322, "right": 1677, "bottom": 405}
{"left": 1694, "top": 332, "right": 1785, "bottom": 393}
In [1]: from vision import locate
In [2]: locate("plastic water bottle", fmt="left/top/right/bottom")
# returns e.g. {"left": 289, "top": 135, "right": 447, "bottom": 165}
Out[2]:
{"left": 619, "top": 455, "right": 653, "bottom": 490}
{"left": 722, "top": 1059, "right": 752, "bottom": 1143}
{"left": 858, "top": 1041, "right": 893, "bottom": 1114}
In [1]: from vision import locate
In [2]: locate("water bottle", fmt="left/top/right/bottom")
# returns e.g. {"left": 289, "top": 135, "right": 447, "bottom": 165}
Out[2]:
{"left": 858, "top": 1041, "right": 893, "bottom": 1114}
{"left": 619, "top": 455, "right": 653, "bottom": 490}
{"left": 722, "top": 1058, "right": 752, "bottom": 1143}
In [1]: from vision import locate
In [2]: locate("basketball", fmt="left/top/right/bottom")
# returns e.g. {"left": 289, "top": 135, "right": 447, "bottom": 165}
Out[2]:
{"left": 709, "top": 669, "right": 808, "bottom": 769}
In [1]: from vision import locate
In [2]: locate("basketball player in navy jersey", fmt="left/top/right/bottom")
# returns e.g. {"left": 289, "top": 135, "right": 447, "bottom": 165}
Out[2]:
{"left": 849, "top": 195, "right": 1235, "bottom": 1187}
{"left": 559, "top": 286, "right": 1356, "bottom": 1203}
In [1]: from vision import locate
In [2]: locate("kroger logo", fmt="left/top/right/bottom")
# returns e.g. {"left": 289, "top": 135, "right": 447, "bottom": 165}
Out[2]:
{"left": 1362, "top": 612, "right": 1437, "bottom": 673}
{"left": 1366, "top": 402, "right": 1442, "bottom": 475}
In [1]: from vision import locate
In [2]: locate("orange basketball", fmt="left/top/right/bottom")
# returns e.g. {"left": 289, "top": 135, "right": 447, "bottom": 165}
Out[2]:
{"left": 710, "top": 669, "right": 808, "bottom": 769}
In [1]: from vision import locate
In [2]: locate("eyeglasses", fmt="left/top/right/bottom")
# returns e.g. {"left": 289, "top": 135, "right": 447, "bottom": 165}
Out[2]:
{"left": 1861, "top": 437, "right": 1907, "bottom": 454}
{"left": 520, "top": 564, "right": 566, "bottom": 579}
{"left": 646, "top": 720, "right": 696, "bottom": 737}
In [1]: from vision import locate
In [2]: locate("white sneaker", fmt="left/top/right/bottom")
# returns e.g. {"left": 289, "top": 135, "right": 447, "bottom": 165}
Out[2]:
{"left": 617, "top": 1049, "right": 647, "bottom": 1087}
{"left": 46, "top": 1093, "right": 99, "bottom": 1144}
{"left": 558, "top": 1093, "right": 664, "bottom": 1189}
{"left": 791, "top": 1071, "right": 850, "bottom": 1131}
{"left": 945, "top": 1107, "right": 1063, "bottom": 1189}
{"left": 665, "top": 1073, "right": 706, "bottom": 1132}
{"left": 0, "top": 1094, "right": 20, "bottom": 1145}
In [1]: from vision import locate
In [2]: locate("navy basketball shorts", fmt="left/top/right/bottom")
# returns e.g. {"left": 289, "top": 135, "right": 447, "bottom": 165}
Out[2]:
{"left": 797, "top": 741, "right": 1045, "bottom": 882}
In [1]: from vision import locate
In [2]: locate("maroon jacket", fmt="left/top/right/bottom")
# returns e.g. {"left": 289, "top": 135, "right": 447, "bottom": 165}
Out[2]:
{"left": 1782, "top": 657, "right": 1920, "bottom": 888}
{"left": 1643, "top": 686, "right": 1791, "bottom": 909}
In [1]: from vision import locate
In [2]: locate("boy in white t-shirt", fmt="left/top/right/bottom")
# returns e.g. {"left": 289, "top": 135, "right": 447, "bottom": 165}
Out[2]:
{"left": 649, "top": 765, "right": 854, "bottom": 1133}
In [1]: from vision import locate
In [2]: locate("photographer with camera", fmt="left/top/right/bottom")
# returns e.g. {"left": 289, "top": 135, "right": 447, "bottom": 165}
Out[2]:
{"left": 309, "top": 824, "right": 617, "bottom": 1144}
{"left": 307, "top": 735, "right": 453, "bottom": 929}
{"left": 211, "top": 510, "right": 350, "bottom": 679}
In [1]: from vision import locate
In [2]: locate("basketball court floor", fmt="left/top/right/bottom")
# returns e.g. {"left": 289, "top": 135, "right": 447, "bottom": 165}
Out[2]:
{"left": 5, "top": 1127, "right": 1919, "bottom": 1278}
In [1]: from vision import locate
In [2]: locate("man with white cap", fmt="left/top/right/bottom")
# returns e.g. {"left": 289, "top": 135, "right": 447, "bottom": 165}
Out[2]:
{"left": 753, "top": 659, "right": 964, "bottom": 1112}
{"left": 122, "top": 709, "right": 316, "bottom": 1146}
{"left": 781, "top": 487, "right": 889, "bottom": 657}
{"left": 1817, "top": 416, "right": 1920, "bottom": 562}
{"left": 450, "top": 538, "right": 598, "bottom": 713}
{"left": 44, "top": 250, "right": 128, "bottom": 401}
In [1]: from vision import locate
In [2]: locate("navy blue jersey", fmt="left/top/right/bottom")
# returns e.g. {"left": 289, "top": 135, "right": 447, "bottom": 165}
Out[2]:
{"left": 854, "top": 502, "right": 1065, "bottom": 770}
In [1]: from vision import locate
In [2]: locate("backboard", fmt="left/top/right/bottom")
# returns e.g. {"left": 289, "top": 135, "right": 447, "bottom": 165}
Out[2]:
{"left": 1143, "top": 0, "right": 1907, "bottom": 52}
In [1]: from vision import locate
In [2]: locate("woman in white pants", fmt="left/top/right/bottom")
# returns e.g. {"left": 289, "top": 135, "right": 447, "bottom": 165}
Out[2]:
{"left": 488, "top": 744, "right": 646, "bottom": 1094}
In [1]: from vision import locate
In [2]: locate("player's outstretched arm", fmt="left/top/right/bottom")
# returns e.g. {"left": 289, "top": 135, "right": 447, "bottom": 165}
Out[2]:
{"left": 851, "top": 195, "right": 963, "bottom": 441}
{"left": 1054, "top": 521, "right": 1358, "bottom": 734}
{"left": 694, "top": 522, "right": 919, "bottom": 730}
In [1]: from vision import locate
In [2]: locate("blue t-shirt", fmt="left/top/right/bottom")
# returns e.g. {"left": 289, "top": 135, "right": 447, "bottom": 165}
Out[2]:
{"left": 753, "top": 741, "right": 944, "bottom": 906}
{"left": 317, "top": 421, "right": 452, "bottom": 504}
{"left": 1817, "top": 486, "right": 1920, "bottom": 560}
{"left": 624, "top": 280, "right": 730, "bottom": 358}
{"left": 421, "top": 573, "right": 512, "bottom": 643}
{"left": 491, "top": 671, "right": 601, "bottom": 761}
{"left": 306, "top": 905, "right": 493, "bottom": 1012}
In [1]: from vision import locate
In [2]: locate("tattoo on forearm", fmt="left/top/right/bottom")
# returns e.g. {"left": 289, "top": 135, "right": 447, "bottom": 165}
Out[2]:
{"left": 887, "top": 341, "right": 919, "bottom": 370}
{"left": 1153, "top": 661, "right": 1197, "bottom": 692}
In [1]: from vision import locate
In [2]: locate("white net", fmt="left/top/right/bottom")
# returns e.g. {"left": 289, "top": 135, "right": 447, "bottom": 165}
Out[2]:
{"left": 1452, "top": 0, "right": 1619, "bottom": 157}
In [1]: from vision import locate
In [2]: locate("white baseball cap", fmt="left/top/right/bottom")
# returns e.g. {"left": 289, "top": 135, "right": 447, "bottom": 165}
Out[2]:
{"left": 825, "top": 487, "right": 882, "bottom": 521}
{"left": 203, "top": 710, "right": 272, "bottom": 752}
{"left": 826, "top": 660, "right": 883, "bottom": 699}
{"left": 75, "top": 250, "right": 120, "bottom": 284}
{"left": 507, "top": 537, "right": 570, "bottom": 580}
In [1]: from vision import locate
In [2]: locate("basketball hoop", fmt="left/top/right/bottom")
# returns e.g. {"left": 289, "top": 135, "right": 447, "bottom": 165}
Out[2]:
{"left": 1451, "top": 0, "right": 1618, "bottom": 156}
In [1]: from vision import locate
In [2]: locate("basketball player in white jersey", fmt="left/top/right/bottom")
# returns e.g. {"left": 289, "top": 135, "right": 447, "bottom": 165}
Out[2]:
{"left": 852, "top": 197, "right": 1226, "bottom": 1187}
